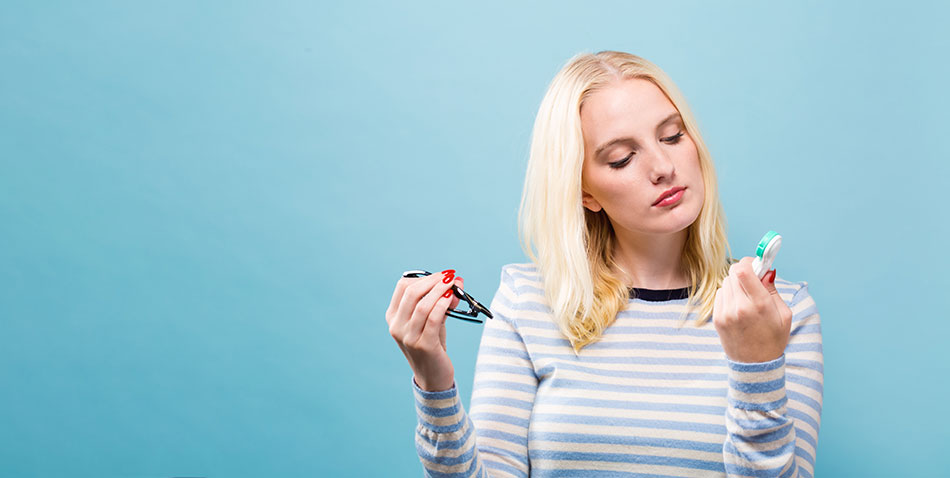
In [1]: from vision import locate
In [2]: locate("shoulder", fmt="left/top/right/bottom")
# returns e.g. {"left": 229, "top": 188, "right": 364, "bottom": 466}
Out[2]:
{"left": 773, "top": 274, "right": 809, "bottom": 303}
{"left": 489, "top": 263, "right": 549, "bottom": 321}
{"left": 496, "top": 262, "right": 545, "bottom": 296}
{"left": 773, "top": 274, "right": 819, "bottom": 323}
{"left": 499, "top": 262, "right": 542, "bottom": 283}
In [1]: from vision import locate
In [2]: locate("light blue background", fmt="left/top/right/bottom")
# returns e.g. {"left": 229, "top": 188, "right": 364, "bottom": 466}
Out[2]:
{"left": 1, "top": 1, "right": 947, "bottom": 476}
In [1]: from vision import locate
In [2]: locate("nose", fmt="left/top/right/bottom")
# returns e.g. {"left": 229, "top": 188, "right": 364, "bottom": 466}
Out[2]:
{"left": 647, "top": 147, "right": 676, "bottom": 184}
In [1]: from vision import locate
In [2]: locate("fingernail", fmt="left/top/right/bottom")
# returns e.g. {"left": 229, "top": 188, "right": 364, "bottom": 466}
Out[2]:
{"left": 767, "top": 269, "right": 776, "bottom": 283}
{"left": 442, "top": 273, "right": 455, "bottom": 284}
{"left": 442, "top": 289, "right": 454, "bottom": 299}
{"left": 441, "top": 269, "right": 456, "bottom": 275}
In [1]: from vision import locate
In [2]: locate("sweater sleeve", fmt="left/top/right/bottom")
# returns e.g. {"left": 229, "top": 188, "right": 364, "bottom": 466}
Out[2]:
{"left": 413, "top": 265, "right": 540, "bottom": 477}
{"left": 722, "top": 282, "right": 824, "bottom": 478}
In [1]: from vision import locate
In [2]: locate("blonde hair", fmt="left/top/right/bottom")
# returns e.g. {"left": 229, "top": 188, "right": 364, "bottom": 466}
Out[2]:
{"left": 518, "top": 50, "right": 733, "bottom": 354}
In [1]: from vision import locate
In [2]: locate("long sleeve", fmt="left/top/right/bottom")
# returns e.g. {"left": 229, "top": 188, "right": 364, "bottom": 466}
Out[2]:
{"left": 722, "top": 282, "right": 824, "bottom": 478}
{"left": 413, "top": 265, "right": 540, "bottom": 477}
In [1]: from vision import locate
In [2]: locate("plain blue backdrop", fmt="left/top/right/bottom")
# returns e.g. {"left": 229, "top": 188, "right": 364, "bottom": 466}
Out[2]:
{"left": 1, "top": 1, "right": 947, "bottom": 476}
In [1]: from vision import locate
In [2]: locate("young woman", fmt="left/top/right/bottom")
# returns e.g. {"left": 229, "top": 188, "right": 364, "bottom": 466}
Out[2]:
{"left": 385, "top": 50, "right": 823, "bottom": 477}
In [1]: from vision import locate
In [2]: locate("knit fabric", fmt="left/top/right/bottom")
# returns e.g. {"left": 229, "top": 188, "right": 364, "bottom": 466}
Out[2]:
{"left": 413, "top": 263, "right": 823, "bottom": 477}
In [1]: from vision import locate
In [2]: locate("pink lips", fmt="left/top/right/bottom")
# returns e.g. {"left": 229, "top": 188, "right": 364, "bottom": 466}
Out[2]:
{"left": 653, "top": 187, "right": 685, "bottom": 207}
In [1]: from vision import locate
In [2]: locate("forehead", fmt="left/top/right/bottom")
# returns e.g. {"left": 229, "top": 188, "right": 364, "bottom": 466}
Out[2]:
{"left": 580, "top": 78, "right": 677, "bottom": 144}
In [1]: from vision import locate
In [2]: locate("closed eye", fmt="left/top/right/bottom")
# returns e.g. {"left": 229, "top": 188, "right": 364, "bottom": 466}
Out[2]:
{"left": 608, "top": 131, "right": 685, "bottom": 169}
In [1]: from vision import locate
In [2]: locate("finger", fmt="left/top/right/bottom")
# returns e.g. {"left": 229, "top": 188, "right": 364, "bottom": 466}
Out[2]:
{"left": 723, "top": 274, "right": 738, "bottom": 319}
{"left": 420, "top": 286, "right": 455, "bottom": 346}
{"left": 402, "top": 273, "right": 458, "bottom": 344}
{"left": 732, "top": 256, "right": 769, "bottom": 304}
{"left": 713, "top": 285, "right": 723, "bottom": 322}
{"left": 393, "top": 273, "right": 444, "bottom": 331}
{"left": 387, "top": 276, "right": 416, "bottom": 326}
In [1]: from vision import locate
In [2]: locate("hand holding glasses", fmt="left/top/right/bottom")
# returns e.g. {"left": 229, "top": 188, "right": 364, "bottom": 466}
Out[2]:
{"left": 401, "top": 270, "right": 493, "bottom": 324}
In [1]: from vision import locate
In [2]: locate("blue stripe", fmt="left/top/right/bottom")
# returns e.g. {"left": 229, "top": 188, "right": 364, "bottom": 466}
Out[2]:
{"left": 728, "top": 414, "right": 792, "bottom": 432}
{"left": 474, "top": 363, "right": 536, "bottom": 378}
{"left": 796, "top": 445, "right": 816, "bottom": 467}
{"left": 603, "top": 325, "right": 720, "bottom": 337}
{"left": 787, "top": 390, "right": 822, "bottom": 415}
{"left": 794, "top": 425, "right": 818, "bottom": 449}
{"left": 530, "top": 449, "right": 723, "bottom": 472}
{"left": 416, "top": 417, "right": 474, "bottom": 448}
{"left": 478, "top": 445, "right": 529, "bottom": 467}
{"left": 728, "top": 394, "right": 788, "bottom": 411}
{"left": 476, "top": 427, "right": 528, "bottom": 447}
{"left": 531, "top": 412, "right": 727, "bottom": 435}
{"left": 729, "top": 421, "right": 793, "bottom": 443}
{"left": 725, "top": 459, "right": 793, "bottom": 477}
{"left": 470, "top": 411, "right": 530, "bottom": 428}
{"left": 417, "top": 415, "right": 467, "bottom": 434}
{"left": 729, "top": 376, "right": 785, "bottom": 394}
{"left": 483, "top": 456, "right": 528, "bottom": 478}
{"left": 786, "top": 371, "right": 824, "bottom": 393}
{"left": 786, "top": 358, "right": 823, "bottom": 372}
{"left": 792, "top": 304, "right": 819, "bottom": 323}
{"left": 470, "top": 395, "right": 534, "bottom": 411}
{"left": 724, "top": 438, "right": 793, "bottom": 459}
{"left": 728, "top": 355, "right": 784, "bottom": 372}
{"left": 531, "top": 469, "right": 691, "bottom": 478}
{"left": 472, "top": 379, "right": 538, "bottom": 394}
{"left": 537, "top": 395, "right": 726, "bottom": 415}
{"left": 532, "top": 353, "right": 726, "bottom": 366}
{"left": 538, "top": 361, "right": 727, "bottom": 381}
{"left": 418, "top": 450, "right": 480, "bottom": 478}
{"left": 549, "top": 377, "right": 726, "bottom": 397}
{"left": 788, "top": 407, "right": 820, "bottom": 432}
{"left": 791, "top": 323, "right": 821, "bottom": 335}
{"left": 786, "top": 342, "right": 822, "bottom": 353}
{"left": 476, "top": 345, "right": 530, "bottom": 361}
{"left": 512, "top": 283, "right": 545, "bottom": 295}
{"left": 416, "top": 401, "right": 462, "bottom": 418}
{"left": 520, "top": 335, "right": 729, "bottom": 351}
{"left": 531, "top": 431, "right": 723, "bottom": 453}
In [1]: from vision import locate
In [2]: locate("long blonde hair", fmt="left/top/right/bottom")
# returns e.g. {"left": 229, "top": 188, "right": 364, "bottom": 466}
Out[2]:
{"left": 518, "top": 50, "right": 732, "bottom": 354}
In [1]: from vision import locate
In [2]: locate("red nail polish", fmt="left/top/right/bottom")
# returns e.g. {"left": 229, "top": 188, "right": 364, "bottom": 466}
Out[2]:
{"left": 767, "top": 269, "right": 776, "bottom": 284}
{"left": 442, "top": 274, "right": 454, "bottom": 284}
{"left": 441, "top": 269, "right": 456, "bottom": 275}
{"left": 442, "top": 289, "right": 453, "bottom": 299}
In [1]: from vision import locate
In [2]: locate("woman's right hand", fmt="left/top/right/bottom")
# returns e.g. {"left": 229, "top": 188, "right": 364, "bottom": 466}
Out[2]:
{"left": 386, "top": 269, "right": 463, "bottom": 392}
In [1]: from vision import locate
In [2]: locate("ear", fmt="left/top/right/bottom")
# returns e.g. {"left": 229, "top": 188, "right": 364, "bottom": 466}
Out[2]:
{"left": 581, "top": 190, "right": 603, "bottom": 212}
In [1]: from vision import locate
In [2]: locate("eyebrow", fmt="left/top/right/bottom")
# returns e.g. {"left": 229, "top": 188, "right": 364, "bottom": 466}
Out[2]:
{"left": 592, "top": 112, "right": 683, "bottom": 159}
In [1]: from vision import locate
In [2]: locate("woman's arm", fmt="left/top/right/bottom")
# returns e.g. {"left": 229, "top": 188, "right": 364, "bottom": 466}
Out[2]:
{"left": 722, "top": 282, "right": 824, "bottom": 477}
{"left": 413, "top": 266, "right": 541, "bottom": 477}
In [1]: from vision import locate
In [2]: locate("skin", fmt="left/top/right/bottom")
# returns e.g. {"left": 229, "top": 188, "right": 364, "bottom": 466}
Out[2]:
{"left": 580, "top": 78, "right": 703, "bottom": 290}
{"left": 386, "top": 272, "right": 463, "bottom": 392}
{"left": 581, "top": 77, "right": 792, "bottom": 363}
{"left": 388, "top": 78, "right": 794, "bottom": 392}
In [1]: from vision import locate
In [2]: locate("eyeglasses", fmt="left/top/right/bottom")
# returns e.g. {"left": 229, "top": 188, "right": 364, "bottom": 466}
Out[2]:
{"left": 401, "top": 269, "right": 494, "bottom": 324}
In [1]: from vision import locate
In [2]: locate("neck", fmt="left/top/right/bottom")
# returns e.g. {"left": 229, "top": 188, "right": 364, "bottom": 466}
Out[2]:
{"left": 610, "top": 226, "right": 690, "bottom": 290}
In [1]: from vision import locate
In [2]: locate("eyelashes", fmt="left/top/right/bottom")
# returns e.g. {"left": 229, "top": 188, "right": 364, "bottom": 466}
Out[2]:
{"left": 608, "top": 131, "right": 685, "bottom": 169}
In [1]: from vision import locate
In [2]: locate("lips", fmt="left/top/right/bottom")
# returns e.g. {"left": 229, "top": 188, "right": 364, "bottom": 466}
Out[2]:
{"left": 653, "top": 186, "right": 686, "bottom": 206}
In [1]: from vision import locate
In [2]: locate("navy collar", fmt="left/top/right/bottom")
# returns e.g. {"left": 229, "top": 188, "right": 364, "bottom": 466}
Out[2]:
{"left": 629, "top": 286, "right": 690, "bottom": 301}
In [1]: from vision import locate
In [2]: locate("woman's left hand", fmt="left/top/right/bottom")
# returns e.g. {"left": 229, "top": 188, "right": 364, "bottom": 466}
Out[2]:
{"left": 713, "top": 256, "right": 793, "bottom": 363}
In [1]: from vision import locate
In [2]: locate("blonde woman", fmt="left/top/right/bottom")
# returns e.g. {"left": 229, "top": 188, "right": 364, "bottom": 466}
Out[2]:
{"left": 386, "top": 50, "right": 823, "bottom": 477}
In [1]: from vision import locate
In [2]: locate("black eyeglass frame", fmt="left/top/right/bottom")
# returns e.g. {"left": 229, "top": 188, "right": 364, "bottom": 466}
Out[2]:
{"left": 401, "top": 269, "right": 494, "bottom": 324}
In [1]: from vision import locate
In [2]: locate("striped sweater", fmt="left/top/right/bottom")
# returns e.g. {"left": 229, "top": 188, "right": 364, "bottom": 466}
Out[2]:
{"left": 412, "top": 263, "right": 823, "bottom": 477}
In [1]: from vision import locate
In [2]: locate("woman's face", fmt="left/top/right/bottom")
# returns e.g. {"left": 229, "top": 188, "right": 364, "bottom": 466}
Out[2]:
{"left": 580, "top": 78, "right": 704, "bottom": 238}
